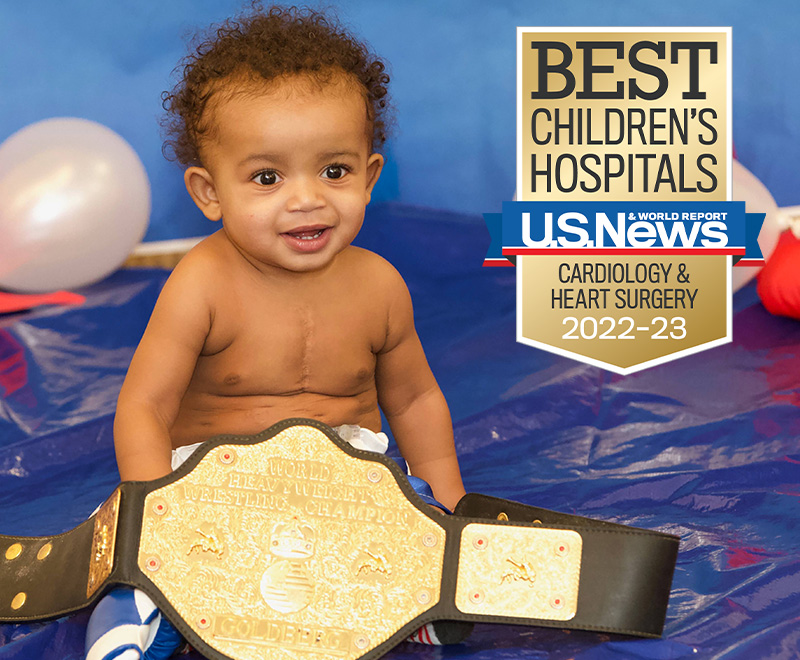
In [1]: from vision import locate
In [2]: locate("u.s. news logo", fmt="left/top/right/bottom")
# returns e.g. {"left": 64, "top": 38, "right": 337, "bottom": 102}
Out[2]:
{"left": 484, "top": 200, "right": 764, "bottom": 264}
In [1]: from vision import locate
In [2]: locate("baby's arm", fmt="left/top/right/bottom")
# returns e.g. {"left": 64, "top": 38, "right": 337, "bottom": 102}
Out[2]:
{"left": 114, "top": 252, "right": 212, "bottom": 481}
{"left": 375, "top": 266, "right": 466, "bottom": 512}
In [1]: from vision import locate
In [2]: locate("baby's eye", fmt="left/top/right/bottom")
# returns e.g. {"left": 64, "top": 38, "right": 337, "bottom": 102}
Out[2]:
{"left": 322, "top": 165, "right": 349, "bottom": 180}
{"left": 253, "top": 170, "right": 281, "bottom": 186}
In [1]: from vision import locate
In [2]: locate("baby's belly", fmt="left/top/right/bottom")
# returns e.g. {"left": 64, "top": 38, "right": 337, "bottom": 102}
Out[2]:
{"left": 169, "top": 389, "right": 381, "bottom": 448}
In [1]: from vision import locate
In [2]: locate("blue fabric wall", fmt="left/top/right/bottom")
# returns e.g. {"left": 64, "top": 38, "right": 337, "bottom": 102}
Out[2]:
{"left": 1, "top": 0, "right": 798, "bottom": 241}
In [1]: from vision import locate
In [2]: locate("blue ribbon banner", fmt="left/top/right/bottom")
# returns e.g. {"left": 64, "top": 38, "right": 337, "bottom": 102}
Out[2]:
{"left": 483, "top": 201, "right": 765, "bottom": 267}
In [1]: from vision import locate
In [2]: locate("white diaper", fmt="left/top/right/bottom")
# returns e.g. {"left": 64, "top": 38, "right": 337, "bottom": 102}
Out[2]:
{"left": 171, "top": 424, "right": 389, "bottom": 470}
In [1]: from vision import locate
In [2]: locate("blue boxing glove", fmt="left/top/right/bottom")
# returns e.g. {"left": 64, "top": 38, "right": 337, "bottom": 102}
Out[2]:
{"left": 85, "top": 587, "right": 184, "bottom": 660}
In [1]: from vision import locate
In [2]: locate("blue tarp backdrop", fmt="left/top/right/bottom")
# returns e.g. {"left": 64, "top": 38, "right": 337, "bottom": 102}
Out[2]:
{"left": 1, "top": 205, "right": 799, "bottom": 658}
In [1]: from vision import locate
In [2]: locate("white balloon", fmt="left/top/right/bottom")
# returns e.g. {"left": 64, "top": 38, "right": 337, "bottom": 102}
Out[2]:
{"left": 732, "top": 160, "right": 782, "bottom": 292}
{"left": 0, "top": 118, "right": 150, "bottom": 292}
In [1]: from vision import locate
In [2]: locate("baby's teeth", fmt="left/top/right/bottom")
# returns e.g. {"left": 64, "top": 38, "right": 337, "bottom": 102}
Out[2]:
{"left": 299, "top": 230, "right": 323, "bottom": 240}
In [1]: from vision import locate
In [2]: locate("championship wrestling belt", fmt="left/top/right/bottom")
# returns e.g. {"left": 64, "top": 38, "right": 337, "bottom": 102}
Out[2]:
{"left": 0, "top": 419, "right": 679, "bottom": 659}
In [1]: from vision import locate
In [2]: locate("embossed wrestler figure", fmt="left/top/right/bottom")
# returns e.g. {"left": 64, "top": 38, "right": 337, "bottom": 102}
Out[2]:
{"left": 86, "top": 5, "right": 469, "bottom": 658}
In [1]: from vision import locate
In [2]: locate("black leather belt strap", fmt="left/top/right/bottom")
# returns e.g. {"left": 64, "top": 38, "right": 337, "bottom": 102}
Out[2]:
{"left": 0, "top": 419, "right": 679, "bottom": 660}
{"left": 453, "top": 494, "right": 679, "bottom": 637}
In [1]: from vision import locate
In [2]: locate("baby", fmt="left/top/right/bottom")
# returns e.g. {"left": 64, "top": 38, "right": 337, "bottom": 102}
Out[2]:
{"left": 86, "top": 6, "right": 468, "bottom": 658}
{"left": 115, "top": 6, "right": 465, "bottom": 509}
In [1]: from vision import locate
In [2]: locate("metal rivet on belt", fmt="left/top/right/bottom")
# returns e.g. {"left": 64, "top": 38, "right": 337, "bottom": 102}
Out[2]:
{"left": 152, "top": 500, "right": 168, "bottom": 516}
{"left": 422, "top": 533, "right": 438, "bottom": 547}
{"left": 472, "top": 536, "right": 488, "bottom": 550}
{"left": 218, "top": 448, "right": 236, "bottom": 465}
{"left": 354, "top": 635, "right": 369, "bottom": 650}
{"left": 469, "top": 590, "right": 484, "bottom": 605}
{"left": 532, "top": 519, "right": 543, "bottom": 526}
{"left": 550, "top": 596, "right": 564, "bottom": 610}
{"left": 5, "top": 543, "right": 22, "bottom": 561}
{"left": 145, "top": 556, "right": 160, "bottom": 572}
{"left": 497, "top": 512, "right": 509, "bottom": 521}
{"left": 367, "top": 468, "right": 382, "bottom": 483}
{"left": 11, "top": 592, "right": 26, "bottom": 610}
{"left": 198, "top": 616, "right": 211, "bottom": 629}
{"left": 416, "top": 590, "right": 431, "bottom": 605}
{"left": 37, "top": 543, "right": 52, "bottom": 561}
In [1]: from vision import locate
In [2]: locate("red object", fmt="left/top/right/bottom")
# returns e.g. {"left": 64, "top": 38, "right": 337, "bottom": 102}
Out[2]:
{"left": 757, "top": 230, "right": 800, "bottom": 320}
{"left": 0, "top": 290, "right": 86, "bottom": 314}
{"left": 0, "top": 329, "right": 27, "bottom": 397}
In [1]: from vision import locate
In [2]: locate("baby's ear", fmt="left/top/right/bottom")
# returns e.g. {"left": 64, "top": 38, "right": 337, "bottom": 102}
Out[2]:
{"left": 364, "top": 153, "right": 384, "bottom": 204}
{"left": 184, "top": 167, "right": 222, "bottom": 221}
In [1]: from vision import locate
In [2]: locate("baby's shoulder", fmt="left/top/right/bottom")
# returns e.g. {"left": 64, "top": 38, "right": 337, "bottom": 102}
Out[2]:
{"left": 168, "top": 232, "right": 234, "bottom": 284}
{"left": 155, "top": 232, "right": 232, "bottom": 305}
{"left": 179, "top": 231, "right": 228, "bottom": 268}
{"left": 342, "top": 247, "right": 407, "bottom": 291}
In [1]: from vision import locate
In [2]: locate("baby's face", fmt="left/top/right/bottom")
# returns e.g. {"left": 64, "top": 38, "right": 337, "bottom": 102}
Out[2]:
{"left": 188, "top": 74, "right": 383, "bottom": 274}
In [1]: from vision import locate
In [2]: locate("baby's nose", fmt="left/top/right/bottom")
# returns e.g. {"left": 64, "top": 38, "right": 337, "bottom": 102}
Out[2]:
{"left": 285, "top": 177, "right": 325, "bottom": 212}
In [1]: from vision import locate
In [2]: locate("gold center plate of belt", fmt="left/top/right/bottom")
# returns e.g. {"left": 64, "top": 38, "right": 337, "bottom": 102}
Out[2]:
{"left": 139, "top": 426, "right": 445, "bottom": 660}
{"left": 455, "top": 523, "right": 581, "bottom": 621}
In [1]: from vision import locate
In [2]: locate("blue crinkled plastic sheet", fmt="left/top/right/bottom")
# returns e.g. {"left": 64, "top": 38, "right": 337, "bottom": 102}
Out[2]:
{"left": 1, "top": 203, "right": 799, "bottom": 659}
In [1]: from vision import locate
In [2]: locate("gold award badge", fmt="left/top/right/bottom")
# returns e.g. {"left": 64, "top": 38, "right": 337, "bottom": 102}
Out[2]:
{"left": 484, "top": 28, "right": 765, "bottom": 374}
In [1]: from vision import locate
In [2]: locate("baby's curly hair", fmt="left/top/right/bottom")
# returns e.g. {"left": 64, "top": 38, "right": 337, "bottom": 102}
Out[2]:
{"left": 162, "top": 4, "right": 391, "bottom": 166}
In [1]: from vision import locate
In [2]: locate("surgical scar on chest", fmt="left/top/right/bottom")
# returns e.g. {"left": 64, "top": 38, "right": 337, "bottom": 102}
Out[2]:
{"left": 214, "top": 306, "right": 324, "bottom": 394}
{"left": 299, "top": 306, "right": 312, "bottom": 388}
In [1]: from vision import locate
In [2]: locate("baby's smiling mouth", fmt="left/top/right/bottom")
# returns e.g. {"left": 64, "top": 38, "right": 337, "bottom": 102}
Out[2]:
{"left": 280, "top": 225, "right": 332, "bottom": 253}
{"left": 282, "top": 226, "right": 330, "bottom": 240}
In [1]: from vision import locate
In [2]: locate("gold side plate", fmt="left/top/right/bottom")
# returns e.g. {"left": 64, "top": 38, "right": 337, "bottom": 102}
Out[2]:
{"left": 88, "top": 487, "right": 121, "bottom": 598}
{"left": 139, "top": 426, "right": 445, "bottom": 660}
{"left": 455, "top": 523, "right": 582, "bottom": 621}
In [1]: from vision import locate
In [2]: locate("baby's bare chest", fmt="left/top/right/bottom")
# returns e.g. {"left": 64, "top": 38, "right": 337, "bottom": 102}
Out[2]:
{"left": 192, "top": 294, "right": 386, "bottom": 397}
